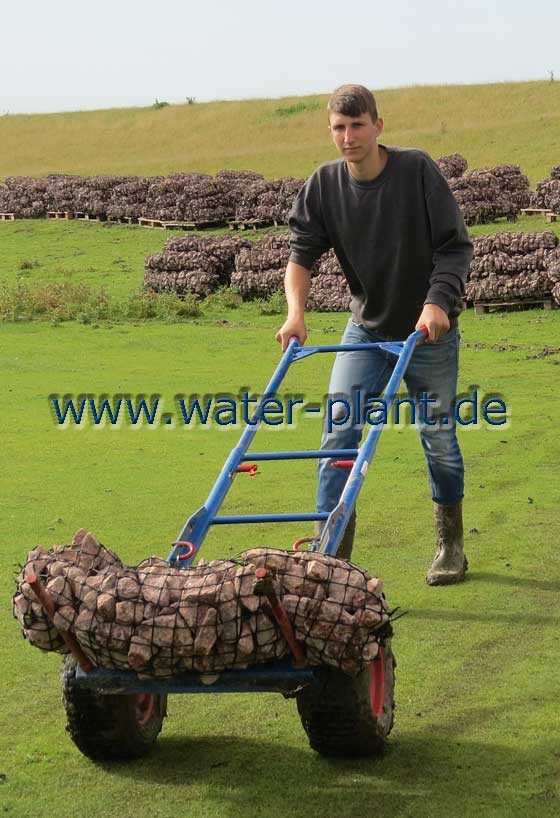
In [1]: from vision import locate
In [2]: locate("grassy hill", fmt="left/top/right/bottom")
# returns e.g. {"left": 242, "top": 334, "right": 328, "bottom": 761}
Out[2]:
{"left": 1, "top": 81, "right": 559, "bottom": 183}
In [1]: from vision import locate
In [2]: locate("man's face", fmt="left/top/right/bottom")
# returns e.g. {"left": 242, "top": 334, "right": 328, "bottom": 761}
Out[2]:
{"left": 328, "top": 111, "right": 383, "bottom": 163}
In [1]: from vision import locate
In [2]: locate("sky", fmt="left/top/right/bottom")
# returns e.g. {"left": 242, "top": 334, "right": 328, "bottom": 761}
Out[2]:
{"left": 2, "top": 0, "right": 559, "bottom": 114}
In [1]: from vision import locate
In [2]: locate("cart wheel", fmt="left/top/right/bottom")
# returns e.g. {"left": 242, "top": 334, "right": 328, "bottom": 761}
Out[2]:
{"left": 61, "top": 656, "right": 167, "bottom": 762}
{"left": 296, "top": 640, "right": 395, "bottom": 757}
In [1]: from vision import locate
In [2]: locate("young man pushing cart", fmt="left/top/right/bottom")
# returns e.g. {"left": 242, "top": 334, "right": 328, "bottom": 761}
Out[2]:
{"left": 276, "top": 84, "right": 473, "bottom": 585}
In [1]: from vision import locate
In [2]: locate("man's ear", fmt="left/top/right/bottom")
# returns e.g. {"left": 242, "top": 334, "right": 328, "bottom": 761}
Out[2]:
{"left": 375, "top": 117, "right": 384, "bottom": 137}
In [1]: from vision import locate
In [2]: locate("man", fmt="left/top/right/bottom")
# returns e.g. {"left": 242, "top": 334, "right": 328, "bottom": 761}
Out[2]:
{"left": 276, "top": 84, "right": 473, "bottom": 585}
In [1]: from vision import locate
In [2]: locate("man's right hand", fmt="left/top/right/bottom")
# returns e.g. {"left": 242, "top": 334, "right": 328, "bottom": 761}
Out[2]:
{"left": 276, "top": 317, "right": 307, "bottom": 351}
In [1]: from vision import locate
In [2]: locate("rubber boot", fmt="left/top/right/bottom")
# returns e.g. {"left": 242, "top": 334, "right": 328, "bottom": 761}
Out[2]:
{"left": 315, "top": 510, "right": 356, "bottom": 560}
{"left": 426, "top": 501, "right": 468, "bottom": 586}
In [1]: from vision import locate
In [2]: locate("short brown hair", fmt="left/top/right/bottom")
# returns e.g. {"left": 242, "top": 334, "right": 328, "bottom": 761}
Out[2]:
{"left": 327, "top": 84, "right": 378, "bottom": 122}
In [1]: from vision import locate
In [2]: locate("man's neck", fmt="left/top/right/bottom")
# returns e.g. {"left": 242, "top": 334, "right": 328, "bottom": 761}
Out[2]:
{"left": 347, "top": 145, "right": 388, "bottom": 182}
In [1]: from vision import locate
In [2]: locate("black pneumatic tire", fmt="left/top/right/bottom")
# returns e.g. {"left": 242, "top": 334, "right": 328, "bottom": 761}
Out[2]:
{"left": 61, "top": 656, "right": 167, "bottom": 762}
{"left": 296, "top": 641, "right": 395, "bottom": 757}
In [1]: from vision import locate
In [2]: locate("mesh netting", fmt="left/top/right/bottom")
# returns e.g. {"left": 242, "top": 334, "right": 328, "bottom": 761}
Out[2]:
{"left": 13, "top": 530, "right": 390, "bottom": 679}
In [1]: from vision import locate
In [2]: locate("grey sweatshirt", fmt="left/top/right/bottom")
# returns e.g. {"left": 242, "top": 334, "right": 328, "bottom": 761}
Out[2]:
{"left": 289, "top": 147, "right": 473, "bottom": 338}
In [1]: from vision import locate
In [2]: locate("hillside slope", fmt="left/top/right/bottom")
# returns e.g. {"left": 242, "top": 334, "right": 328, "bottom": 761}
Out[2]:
{"left": 1, "top": 81, "right": 559, "bottom": 183}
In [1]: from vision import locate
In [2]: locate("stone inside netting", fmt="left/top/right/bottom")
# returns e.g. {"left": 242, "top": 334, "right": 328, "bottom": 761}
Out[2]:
{"left": 13, "top": 530, "right": 390, "bottom": 679}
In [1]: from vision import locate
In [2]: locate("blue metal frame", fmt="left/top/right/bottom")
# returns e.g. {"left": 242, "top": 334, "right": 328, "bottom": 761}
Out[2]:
{"left": 74, "top": 329, "right": 426, "bottom": 695}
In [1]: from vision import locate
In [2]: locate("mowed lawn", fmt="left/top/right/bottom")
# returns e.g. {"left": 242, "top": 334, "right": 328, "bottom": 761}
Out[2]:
{"left": 1, "top": 307, "right": 559, "bottom": 818}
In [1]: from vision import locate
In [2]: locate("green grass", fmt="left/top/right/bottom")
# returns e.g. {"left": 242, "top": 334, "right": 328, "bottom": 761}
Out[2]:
{"left": 1, "top": 309, "right": 559, "bottom": 818}
{"left": 1, "top": 217, "right": 559, "bottom": 817}
{"left": 1, "top": 81, "right": 559, "bottom": 182}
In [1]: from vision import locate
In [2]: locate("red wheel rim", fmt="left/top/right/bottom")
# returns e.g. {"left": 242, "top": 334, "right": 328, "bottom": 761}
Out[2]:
{"left": 369, "top": 646, "right": 386, "bottom": 718}
{"left": 134, "top": 693, "right": 156, "bottom": 727}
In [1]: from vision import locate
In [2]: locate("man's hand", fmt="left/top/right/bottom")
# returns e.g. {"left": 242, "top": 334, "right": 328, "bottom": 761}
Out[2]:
{"left": 416, "top": 303, "right": 450, "bottom": 343}
{"left": 276, "top": 317, "right": 307, "bottom": 351}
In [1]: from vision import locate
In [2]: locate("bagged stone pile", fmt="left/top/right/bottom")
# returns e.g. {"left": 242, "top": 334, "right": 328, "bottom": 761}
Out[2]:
{"left": 231, "top": 233, "right": 292, "bottom": 299}
{"left": 466, "top": 231, "right": 558, "bottom": 302}
{"left": 44, "top": 174, "right": 76, "bottom": 212}
{"left": 144, "top": 234, "right": 250, "bottom": 297}
{"left": 546, "top": 248, "right": 560, "bottom": 305}
{"left": 142, "top": 173, "right": 235, "bottom": 223}
{"left": 13, "top": 530, "right": 390, "bottom": 679}
{"left": 530, "top": 166, "right": 560, "bottom": 213}
{"left": 106, "top": 176, "right": 159, "bottom": 220}
{"left": 0, "top": 176, "right": 49, "bottom": 218}
{"left": 436, "top": 153, "right": 468, "bottom": 180}
{"left": 235, "top": 177, "right": 304, "bottom": 224}
{"left": 72, "top": 175, "right": 125, "bottom": 217}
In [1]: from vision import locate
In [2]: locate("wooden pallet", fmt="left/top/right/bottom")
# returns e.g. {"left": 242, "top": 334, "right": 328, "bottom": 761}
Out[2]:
{"left": 107, "top": 215, "right": 139, "bottom": 225}
{"left": 75, "top": 212, "right": 107, "bottom": 222}
{"left": 474, "top": 296, "right": 556, "bottom": 315}
{"left": 139, "top": 217, "right": 229, "bottom": 230}
{"left": 0, "top": 212, "right": 16, "bottom": 220}
{"left": 520, "top": 208, "right": 551, "bottom": 215}
{"left": 229, "top": 218, "right": 274, "bottom": 231}
{"left": 47, "top": 211, "right": 75, "bottom": 220}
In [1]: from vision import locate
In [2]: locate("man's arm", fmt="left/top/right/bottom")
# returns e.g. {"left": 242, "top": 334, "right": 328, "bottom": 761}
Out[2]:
{"left": 418, "top": 157, "right": 473, "bottom": 342}
{"left": 276, "top": 262, "right": 312, "bottom": 350}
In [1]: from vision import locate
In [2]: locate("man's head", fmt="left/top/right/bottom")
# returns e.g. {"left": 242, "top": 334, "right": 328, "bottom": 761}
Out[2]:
{"left": 327, "top": 84, "right": 384, "bottom": 168}
{"left": 327, "top": 84, "right": 378, "bottom": 123}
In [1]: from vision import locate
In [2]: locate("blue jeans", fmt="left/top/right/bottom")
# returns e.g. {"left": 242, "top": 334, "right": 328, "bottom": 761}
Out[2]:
{"left": 317, "top": 319, "right": 464, "bottom": 513}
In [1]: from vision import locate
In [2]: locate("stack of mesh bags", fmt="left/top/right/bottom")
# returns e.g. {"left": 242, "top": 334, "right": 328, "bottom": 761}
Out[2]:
{"left": 231, "top": 233, "right": 292, "bottom": 298}
{"left": 142, "top": 173, "right": 235, "bottom": 223}
{"left": 546, "top": 247, "right": 560, "bottom": 305}
{"left": 466, "top": 231, "right": 558, "bottom": 302}
{"left": 144, "top": 234, "right": 250, "bottom": 297}
{"left": 436, "top": 153, "right": 468, "bottom": 180}
{"left": 106, "top": 176, "right": 160, "bottom": 220}
{"left": 234, "top": 177, "right": 304, "bottom": 224}
{"left": 450, "top": 168, "right": 519, "bottom": 225}
{"left": 307, "top": 249, "right": 351, "bottom": 312}
{"left": 13, "top": 530, "right": 390, "bottom": 679}
{"left": 530, "top": 166, "right": 560, "bottom": 213}
{"left": 72, "top": 176, "right": 125, "bottom": 217}
{"left": 0, "top": 176, "right": 49, "bottom": 217}
{"left": 215, "top": 170, "right": 265, "bottom": 209}
{"left": 45, "top": 174, "right": 83, "bottom": 213}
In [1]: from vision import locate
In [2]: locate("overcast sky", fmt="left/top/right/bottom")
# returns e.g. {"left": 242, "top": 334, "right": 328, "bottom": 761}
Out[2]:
{"left": 2, "top": 0, "right": 559, "bottom": 114}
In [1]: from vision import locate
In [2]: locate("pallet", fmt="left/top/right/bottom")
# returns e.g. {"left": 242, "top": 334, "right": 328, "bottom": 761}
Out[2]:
{"left": 474, "top": 297, "right": 556, "bottom": 315}
{"left": 139, "top": 217, "right": 229, "bottom": 230}
{"left": 229, "top": 218, "right": 274, "bottom": 231}
{"left": 520, "top": 208, "right": 551, "bottom": 216}
{"left": 107, "top": 215, "right": 139, "bottom": 225}
{"left": 74, "top": 212, "right": 107, "bottom": 222}
{"left": 0, "top": 212, "right": 16, "bottom": 220}
{"left": 47, "top": 211, "right": 75, "bottom": 220}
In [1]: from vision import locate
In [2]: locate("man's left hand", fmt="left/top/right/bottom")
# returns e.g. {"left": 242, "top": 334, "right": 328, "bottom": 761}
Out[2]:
{"left": 416, "top": 304, "right": 450, "bottom": 343}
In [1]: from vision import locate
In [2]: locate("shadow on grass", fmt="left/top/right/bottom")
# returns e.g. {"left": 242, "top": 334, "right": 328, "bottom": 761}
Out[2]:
{"left": 109, "top": 731, "right": 556, "bottom": 818}
{"left": 467, "top": 571, "right": 560, "bottom": 593}
{"left": 407, "top": 608, "right": 558, "bottom": 626}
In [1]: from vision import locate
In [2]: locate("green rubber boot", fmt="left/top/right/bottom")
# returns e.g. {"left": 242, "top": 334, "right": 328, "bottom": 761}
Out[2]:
{"left": 426, "top": 501, "right": 468, "bottom": 586}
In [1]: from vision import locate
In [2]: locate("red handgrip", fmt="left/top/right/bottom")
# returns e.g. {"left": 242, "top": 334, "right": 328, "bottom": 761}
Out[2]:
{"left": 175, "top": 541, "right": 196, "bottom": 560}
{"left": 418, "top": 325, "right": 429, "bottom": 337}
{"left": 236, "top": 464, "right": 258, "bottom": 476}
{"left": 331, "top": 460, "right": 355, "bottom": 469}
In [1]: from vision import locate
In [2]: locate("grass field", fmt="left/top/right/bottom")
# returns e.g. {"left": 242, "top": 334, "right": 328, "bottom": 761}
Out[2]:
{"left": 1, "top": 80, "right": 559, "bottom": 182}
{"left": 1, "top": 307, "right": 559, "bottom": 818}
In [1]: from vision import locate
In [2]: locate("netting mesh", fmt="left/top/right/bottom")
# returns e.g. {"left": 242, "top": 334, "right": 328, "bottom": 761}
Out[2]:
{"left": 13, "top": 530, "right": 390, "bottom": 678}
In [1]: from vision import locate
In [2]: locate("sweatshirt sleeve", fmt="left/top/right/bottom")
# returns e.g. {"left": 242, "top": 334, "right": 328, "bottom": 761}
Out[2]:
{"left": 288, "top": 172, "right": 332, "bottom": 269}
{"left": 422, "top": 158, "right": 473, "bottom": 314}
